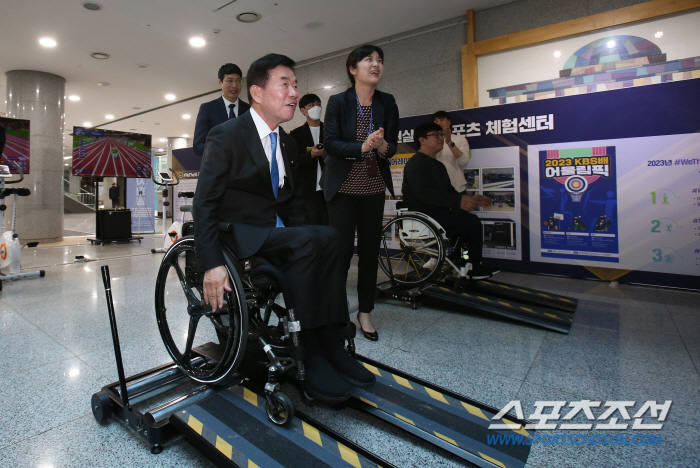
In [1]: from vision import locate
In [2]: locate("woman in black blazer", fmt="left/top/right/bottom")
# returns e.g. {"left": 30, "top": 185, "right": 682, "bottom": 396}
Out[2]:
{"left": 322, "top": 44, "right": 399, "bottom": 341}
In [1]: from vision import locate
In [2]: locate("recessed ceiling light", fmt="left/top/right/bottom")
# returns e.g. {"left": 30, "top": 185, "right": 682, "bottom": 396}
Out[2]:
{"left": 63, "top": 156, "right": 72, "bottom": 160}
{"left": 553, "top": 51, "right": 561, "bottom": 58}
{"left": 39, "top": 38, "right": 57, "bottom": 47}
{"left": 132, "top": 107, "right": 141, "bottom": 110}
{"left": 157, "top": 148, "right": 164, "bottom": 151}
{"left": 90, "top": 52, "right": 110, "bottom": 59}
{"left": 655, "top": 31, "right": 664, "bottom": 38}
{"left": 159, "top": 138, "right": 167, "bottom": 142}
{"left": 105, "top": 114, "right": 114, "bottom": 119}
{"left": 306, "top": 22, "right": 324, "bottom": 30}
{"left": 190, "top": 37, "right": 206, "bottom": 47}
{"left": 98, "top": 82, "right": 110, "bottom": 86}
{"left": 137, "top": 64, "right": 150, "bottom": 69}
{"left": 607, "top": 40, "right": 616, "bottom": 48}
{"left": 182, "top": 114, "right": 191, "bottom": 119}
{"left": 165, "top": 94, "right": 176, "bottom": 100}
{"left": 83, "top": 2, "right": 103, "bottom": 11}
{"left": 83, "top": 122, "right": 92, "bottom": 127}
{"left": 182, "top": 134, "right": 189, "bottom": 138}
{"left": 68, "top": 95, "right": 80, "bottom": 101}
{"left": 323, "top": 85, "right": 333, "bottom": 89}
{"left": 236, "top": 12, "right": 261, "bottom": 23}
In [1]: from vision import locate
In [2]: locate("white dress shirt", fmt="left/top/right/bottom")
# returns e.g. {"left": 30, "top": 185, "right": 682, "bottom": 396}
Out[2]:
{"left": 249, "top": 108, "right": 285, "bottom": 187}
{"left": 221, "top": 96, "right": 240, "bottom": 118}
{"left": 436, "top": 133, "right": 470, "bottom": 192}
{"left": 309, "top": 125, "right": 323, "bottom": 191}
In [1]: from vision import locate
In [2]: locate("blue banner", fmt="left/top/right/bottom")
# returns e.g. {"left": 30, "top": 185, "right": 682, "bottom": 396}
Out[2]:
{"left": 126, "top": 177, "right": 155, "bottom": 233}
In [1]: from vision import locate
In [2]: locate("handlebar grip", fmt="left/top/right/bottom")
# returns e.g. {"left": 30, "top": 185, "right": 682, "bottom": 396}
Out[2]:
{"left": 101, "top": 265, "right": 111, "bottom": 290}
{"left": 178, "top": 191, "right": 195, "bottom": 198}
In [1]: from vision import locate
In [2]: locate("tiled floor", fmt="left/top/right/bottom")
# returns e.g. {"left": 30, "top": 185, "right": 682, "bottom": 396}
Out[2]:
{"left": 1, "top": 215, "right": 698, "bottom": 467}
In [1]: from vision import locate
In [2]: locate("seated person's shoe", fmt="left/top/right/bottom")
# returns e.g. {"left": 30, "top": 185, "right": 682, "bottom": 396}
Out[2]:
{"left": 304, "top": 354, "right": 352, "bottom": 403}
{"left": 317, "top": 325, "right": 376, "bottom": 387}
{"left": 469, "top": 265, "right": 499, "bottom": 280}
{"left": 322, "top": 346, "right": 376, "bottom": 387}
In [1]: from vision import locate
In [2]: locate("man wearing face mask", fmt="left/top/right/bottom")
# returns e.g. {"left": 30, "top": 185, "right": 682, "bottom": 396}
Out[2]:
{"left": 290, "top": 94, "right": 328, "bottom": 225}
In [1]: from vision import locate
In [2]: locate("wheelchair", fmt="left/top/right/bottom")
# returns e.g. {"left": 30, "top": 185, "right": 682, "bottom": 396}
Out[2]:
{"left": 378, "top": 205, "right": 473, "bottom": 287}
{"left": 154, "top": 224, "right": 352, "bottom": 426}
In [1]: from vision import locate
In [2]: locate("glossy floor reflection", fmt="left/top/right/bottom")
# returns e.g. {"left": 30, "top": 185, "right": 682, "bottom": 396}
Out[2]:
{"left": 1, "top": 232, "right": 698, "bottom": 468}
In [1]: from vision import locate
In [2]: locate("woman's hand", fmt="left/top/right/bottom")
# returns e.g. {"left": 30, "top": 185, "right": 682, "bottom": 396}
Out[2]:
{"left": 363, "top": 127, "right": 387, "bottom": 153}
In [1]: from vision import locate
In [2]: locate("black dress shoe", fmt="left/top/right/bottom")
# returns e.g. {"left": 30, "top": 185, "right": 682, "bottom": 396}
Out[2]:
{"left": 303, "top": 354, "right": 352, "bottom": 403}
{"left": 357, "top": 320, "right": 379, "bottom": 341}
{"left": 316, "top": 325, "right": 376, "bottom": 387}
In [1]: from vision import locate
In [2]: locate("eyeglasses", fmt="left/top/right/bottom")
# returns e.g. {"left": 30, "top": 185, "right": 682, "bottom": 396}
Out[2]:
{"left": 426, "top": 132, "right": 445, "bottom": 139}
{"left": 223, "top": 79, "right": 242, "bottom": 85}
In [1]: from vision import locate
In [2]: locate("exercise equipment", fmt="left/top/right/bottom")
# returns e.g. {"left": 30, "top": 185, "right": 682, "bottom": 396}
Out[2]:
{"left": 377, "top": 207, "right": 577, "bottom": 333}
{"left": 153, "top": 169, "right": 179, "bottom": 240}
{"left": 0, "top": 161, "right": 45, "bottom": 289}
{"left": 151, "top": 190, "right": 194, "bottom": 254}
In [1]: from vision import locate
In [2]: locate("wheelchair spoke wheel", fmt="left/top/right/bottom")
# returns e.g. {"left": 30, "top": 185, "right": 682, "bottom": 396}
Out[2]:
{"left": 379, "top": 216, "right": 444, "bottom": 285}
{"left": 155, "top": 237, "right": 248, "bottom": 384}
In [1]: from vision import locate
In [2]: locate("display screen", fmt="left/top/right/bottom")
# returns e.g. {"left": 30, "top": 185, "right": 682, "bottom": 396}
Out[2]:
{"left": 0, "top": 117, "right": 30, "bottom": 174}
{"left": 72, "top": 126, "right": 152, "bottom": 178}
{"left": 159, "top": 172, "right": 173, "bottom": 182}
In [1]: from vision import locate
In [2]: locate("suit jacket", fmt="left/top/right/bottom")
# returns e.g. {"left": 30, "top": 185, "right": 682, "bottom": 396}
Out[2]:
{"left": 321, "top": 87, "right": 399, "bottom": 200}
{"left": 289, "top": 122, "right": 324, "bottom": 199}
{"left": 193, "top": 96, "right": 251, "bottom": 156}
{"left": 193, "top": 111, "right": 299, "bottom": 271}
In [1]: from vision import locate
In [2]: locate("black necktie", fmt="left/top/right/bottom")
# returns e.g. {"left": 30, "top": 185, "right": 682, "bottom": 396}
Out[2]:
{"left": 228, "top": 103, "right": 236, "bottom": 119}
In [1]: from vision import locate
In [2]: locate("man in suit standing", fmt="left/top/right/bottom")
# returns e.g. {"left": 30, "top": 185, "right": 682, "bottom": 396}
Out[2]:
{"left": 193, "top": 54, "right": 374, "bottom": 403}
{"left": 192, "top": 63, "right": 251, "bottom": 156}
{"left": 290, "top": 94, "right": 328, "bottom": 225}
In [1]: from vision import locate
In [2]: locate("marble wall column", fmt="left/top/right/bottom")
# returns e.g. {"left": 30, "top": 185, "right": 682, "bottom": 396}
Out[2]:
{"left": 5, "top": 70, "right": 65, "bottom": 243}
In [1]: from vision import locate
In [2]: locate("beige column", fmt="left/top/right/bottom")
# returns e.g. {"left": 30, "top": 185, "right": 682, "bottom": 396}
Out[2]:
{"left": 5, "top": 70, "right": 66, "bottom": 242}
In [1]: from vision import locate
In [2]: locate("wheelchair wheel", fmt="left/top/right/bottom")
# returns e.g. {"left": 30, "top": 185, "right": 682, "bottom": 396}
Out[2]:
{"left": 378, "top": 215, "right": 445, "bottom": 285}
{"left": 155, "top": 237, "right": 248, "bottom": 384}
{"left": 266, "top": 392, "right": 294, "bottom": 426}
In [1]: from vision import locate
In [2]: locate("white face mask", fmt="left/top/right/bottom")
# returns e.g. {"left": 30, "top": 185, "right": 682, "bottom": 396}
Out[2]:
{"left": 307, "top": 105, "right": 322, "bottom": 121}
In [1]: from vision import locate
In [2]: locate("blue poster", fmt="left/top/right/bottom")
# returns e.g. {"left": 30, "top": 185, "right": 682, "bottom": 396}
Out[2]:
{"left": 126, "top": 177, "right": 155, "bottom": 234}
{"left": 539, "top": 146, "right": 618, "bottom": 262}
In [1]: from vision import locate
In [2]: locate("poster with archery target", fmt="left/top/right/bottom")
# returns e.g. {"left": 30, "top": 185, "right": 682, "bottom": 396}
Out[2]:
{"left": 538, "top": 146, "right": 619, "bottom": 262}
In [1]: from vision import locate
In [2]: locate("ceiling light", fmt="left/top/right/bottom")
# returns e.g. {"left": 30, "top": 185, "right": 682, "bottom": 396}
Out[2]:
{"left": 68, "top": 95, "right": 80, "bottom": 101}
{"left": 182, "top": 134, "right": 189, "bottom": 138}
{"left": 323, "top": 85, "right": 333, "bottom": 89}
{"left": 83, "top": 122, "right": 92, "bottom": 127}
{"left": 90, "top": 52, "right": 110, "bottom": 59}
{"left": 98, "top": 82, "right": 110, "bottom": 86}
{"left": 182, "top": 114, "right": 191, "bottom": 119}
{"left": 137, "top": 64, "right": 150, "bottom": 69}
{"left": 165, "top": 94, "right": 176, "bottom": 100}
{"left": 105, "top": 114, "right": 114, "bottom": 119}
{"left": 83, "top": 2, "right": 103, "bottom": 11}
{"left": 39, "top": 37, "right": 57, "bottom": 47}
{"left": 190, "top": 37, "right": 206, "bottom": 47}
{"left": 607, "top": 40, "right": 616, "bottom": 48}
{"left": 306, "top": 22, "right": 324, "bottom": 30}
{"left": 63, "top": 156, "right": 72, "bottom": 160}
{"left": 655, "top": 31, "right": 664, "bottom": 38}
{"left": 159, "top": 138, "right": 167, "bottom": 142}
{"left": 236, "top": 12, "right": 261, "bottom": 23}
{"left": 553, "top": 51, "right": 561, "bottom": 58}
{"left": 132, "top": 107, "right": 141, "bottom": 110}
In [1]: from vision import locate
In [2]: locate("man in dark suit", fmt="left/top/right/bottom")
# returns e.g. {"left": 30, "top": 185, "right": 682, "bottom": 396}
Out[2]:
{"left": 193, "top": 54, "right": 374, "bottom": 402}
{"left": 290, "top": 93, "right": 328, "bottom": 225}
{"left": 192, "top": 63, "right": 251, "bottom": 156}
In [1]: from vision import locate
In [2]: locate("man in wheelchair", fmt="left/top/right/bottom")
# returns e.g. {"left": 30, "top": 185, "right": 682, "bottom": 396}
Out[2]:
{"left": 193, "top": 53, "right": 374, "bottom": 403}
{"left": 402, "top": 122, "right": 500, "bottom": 280}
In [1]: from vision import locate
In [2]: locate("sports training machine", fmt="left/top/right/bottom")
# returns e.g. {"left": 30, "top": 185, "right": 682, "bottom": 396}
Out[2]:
{"left": 376, "top": 207, "right": 577, "bottom": 333}
{"left": 93, "top": 230, "right": 537, "bottom": 468}
{"left": 0, "top": 161, "right": 45, "bottom": 290}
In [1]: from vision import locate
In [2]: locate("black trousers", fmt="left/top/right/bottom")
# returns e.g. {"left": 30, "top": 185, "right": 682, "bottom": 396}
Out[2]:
{"left": 328, "top": 193, "right": 385, "bottom": 313}
{"left": 426, "top": 210, "right": 484, "bottom": 265}
{"left": 254, "top": 225, "right": 348, "bottom": 329}
{"left": 301, "top": 191, "right": 329, "bottom": 226}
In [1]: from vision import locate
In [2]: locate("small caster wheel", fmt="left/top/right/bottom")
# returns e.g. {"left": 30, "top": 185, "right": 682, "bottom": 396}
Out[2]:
{"left": 91, "top": 391, "right": 112, "bottom": 422}
{"left": 266, "top": 392, "right": 294, "bottom": 426}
